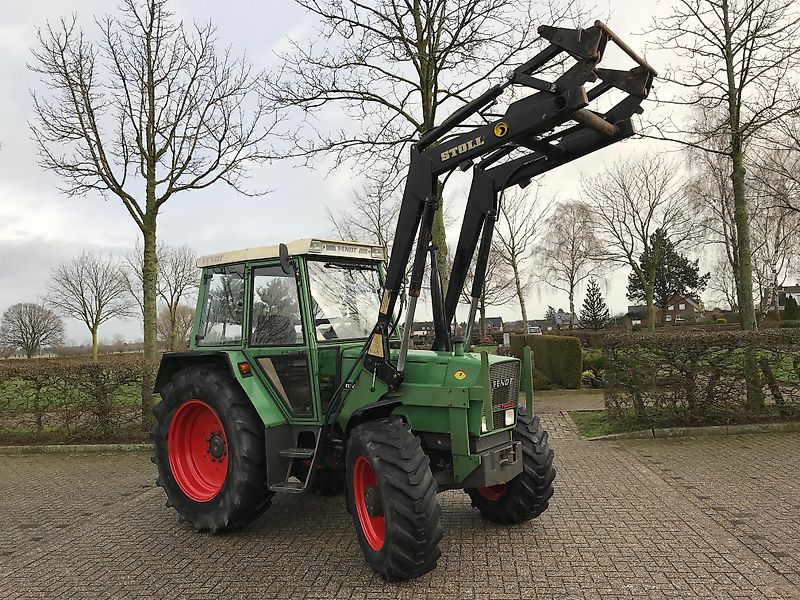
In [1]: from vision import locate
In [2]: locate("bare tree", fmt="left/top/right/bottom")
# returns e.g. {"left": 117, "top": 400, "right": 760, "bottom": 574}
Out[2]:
{"left": 328, "top": 173, "right": 400, "bottom": 255}
{"left": 749, "top": 171, "right": 800, "bottom": 314}
{"left": 157, "top": 304, "right": 195, "bottom": 350}
{"left": 492, "top": 188, "right": 544, "bottom": 326}
{"left": 268, "top": 0, "right": 583, "bottom": 290}
{"left": 536, "top": 200, "right": 603, "bottom": 329}
{"left": 647, "top": 0, "right": 800, "bottom": 330}
{"left": 120, "top": 240, "right": 158, "bottom": 319}
{"left": 48, "top": 252, "right": 133, "bottom": 360}
{"left": 158, "top": 246, "right": 199, "bottom": 351}
{"left": 29, "top": 0, "right": 278, "bottom": 426}
{"left": 706, "top": 254, "right": 739, "bottom": 311}
{"left": 582, "top": 153, "right": 696, "bottom": 334}
{"left": 458, "top": 247, "right": 515, "bottom": 339}
{"left": 0, "top": 303, "right": 65, "bottom": 358}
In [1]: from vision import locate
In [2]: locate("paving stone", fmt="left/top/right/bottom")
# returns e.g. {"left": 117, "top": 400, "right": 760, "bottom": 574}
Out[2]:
{"left": 0, "top": 421, "right": 797, "bottom": 599}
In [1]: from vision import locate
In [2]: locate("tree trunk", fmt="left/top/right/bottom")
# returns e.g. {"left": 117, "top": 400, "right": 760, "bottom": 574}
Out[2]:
{"left": 645, "top": 284, "right": 656, "bottom": 334}
{"left": 722, "top": 0, "right": 756, "bottom": 331}
{"left": 511, "top": 258, "right": 528, "bottom": 326}
{"left": 479, "top": 294, "right": 487, "bottom": 339}
{"left": 91, "top": 327, "right": 99, "bottom": 362}
{"left": 141, "top": 215, "right": 158, "bottom": 430}
{"left": 168, "top": 304, "right": 178, "bottom": 352}
{"left": 431, "top": 186, "right": 449, "bottom": 293}
{"left": 568, "top": 287, "right": 575, "bottom": 330}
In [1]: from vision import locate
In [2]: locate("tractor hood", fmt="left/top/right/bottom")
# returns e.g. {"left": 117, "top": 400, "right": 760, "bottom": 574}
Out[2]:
{"left": 340, "top": 346, "right": 517, "bottom": 389}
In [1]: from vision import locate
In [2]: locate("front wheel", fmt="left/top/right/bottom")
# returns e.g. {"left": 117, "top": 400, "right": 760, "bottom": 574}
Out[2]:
{"left": 346, "top": 418, "right": 443, "bottom": 581}
{"left": 465, "top": 414, "right": 555, "bottom": 524}
{"left": 152, "top": 366, "right": 272, "bottom": 532}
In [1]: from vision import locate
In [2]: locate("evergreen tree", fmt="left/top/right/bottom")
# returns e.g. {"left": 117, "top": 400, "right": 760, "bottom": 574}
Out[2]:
{"left": 784, "top": 295, "right": 799, "bottom": 320}
{"left": 544, "top": 305, "right": 556, "bottom": 323}
{"left": 627, "top": 229, "right": 710, "bottom": 323}
{"left": 579, "top": 279, "right": 610, "bottom": 330}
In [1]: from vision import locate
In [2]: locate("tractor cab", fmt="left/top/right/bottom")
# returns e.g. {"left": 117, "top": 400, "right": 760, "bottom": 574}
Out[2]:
{"left": 192, "top": 238, "right": 388, "bottom": 423}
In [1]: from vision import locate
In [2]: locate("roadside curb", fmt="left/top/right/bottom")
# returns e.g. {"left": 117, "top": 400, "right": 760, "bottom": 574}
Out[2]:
{"left": 568, "top": 416, "right": 800, "bottom": 441}
{"left": 0, "top": 442, "right": 153, "bottom": 455}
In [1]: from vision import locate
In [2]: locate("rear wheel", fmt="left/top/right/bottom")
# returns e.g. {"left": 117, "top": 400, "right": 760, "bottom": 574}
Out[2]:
{"left": 152, "top": 366, "right": 272, "bottom": 532}
{"left": 346, "top": 418, "right": 443, "bottom": 581}
{"left": 466, "top": 414, "right": 555, "bottom": 524}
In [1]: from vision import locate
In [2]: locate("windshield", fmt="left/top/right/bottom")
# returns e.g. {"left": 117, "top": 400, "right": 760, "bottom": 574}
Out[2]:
{"left": 307, "top": 260, "right": 382, "bottom": 341}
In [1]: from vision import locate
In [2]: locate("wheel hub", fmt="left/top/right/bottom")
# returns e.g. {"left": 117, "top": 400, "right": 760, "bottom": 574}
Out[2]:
{"left": 207, "top": 432, "right": 226, "bottom": 461}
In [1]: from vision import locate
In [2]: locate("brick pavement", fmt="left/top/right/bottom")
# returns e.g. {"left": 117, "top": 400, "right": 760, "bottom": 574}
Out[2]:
{"left": 0, "top": 417, "right": 797, "bottom": 599}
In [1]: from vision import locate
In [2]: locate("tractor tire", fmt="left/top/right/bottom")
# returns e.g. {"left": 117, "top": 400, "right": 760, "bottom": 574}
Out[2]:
{"left": 465, "top": 414, "right": 555, "bottom": 525}
{"left": 152, "top": 366, "right": 272, "bottom": 532}
{"left": 346, "top": 418, "right": 443, "bottom": 581}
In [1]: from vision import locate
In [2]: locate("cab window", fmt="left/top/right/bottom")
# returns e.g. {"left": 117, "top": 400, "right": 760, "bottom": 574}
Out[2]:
{"left": 197, "top": 265, "right": 245, "bottom": 346}
{"left": 250, "top": 266, "right": 304, "bottom": 346}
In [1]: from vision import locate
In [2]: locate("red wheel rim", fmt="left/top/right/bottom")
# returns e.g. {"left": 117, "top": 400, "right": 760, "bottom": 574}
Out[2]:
{"left": 352, "top": 456, "right": 385, "bottom": 551}
{"left": 477, "top": 483, "right": 509, "bottom": 501}
{"left": 167, "top": 400, "right": 228, "bottom": 502}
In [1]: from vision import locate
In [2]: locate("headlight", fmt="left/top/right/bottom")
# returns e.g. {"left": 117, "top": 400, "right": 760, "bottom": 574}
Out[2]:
{"left": 504, "top": 408, "right": 515, "bottom": 427}
{"left": 481, "top": 415, "right": 488, "bottom": 433}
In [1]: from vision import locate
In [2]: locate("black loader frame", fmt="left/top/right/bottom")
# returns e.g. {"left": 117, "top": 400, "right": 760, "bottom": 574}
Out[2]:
{"left": 362, "top": 21, "right": 657, "bottom": 388}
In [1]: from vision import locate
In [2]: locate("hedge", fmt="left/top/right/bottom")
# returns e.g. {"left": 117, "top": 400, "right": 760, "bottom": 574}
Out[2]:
{"left": 510, "top": 334, "right": 582, "bottom": 389}
{"left": 601, "top": 330, "right": 800, "bottom": 429}
{"left": 0, "top": 354, "right": 149, "bottom": 444}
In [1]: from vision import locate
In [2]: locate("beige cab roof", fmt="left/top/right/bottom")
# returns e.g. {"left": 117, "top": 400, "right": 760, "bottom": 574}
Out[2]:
{"left": 196, "top": 238, "right": 386, "bottom": 268}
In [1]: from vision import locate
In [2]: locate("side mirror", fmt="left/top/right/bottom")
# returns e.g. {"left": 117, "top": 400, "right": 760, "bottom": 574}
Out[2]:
{"left": 279, "top": 243, "right": 292, "bottom": 274}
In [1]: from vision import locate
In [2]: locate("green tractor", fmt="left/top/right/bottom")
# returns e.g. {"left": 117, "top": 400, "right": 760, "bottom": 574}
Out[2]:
{"left": 151, "top": 21, "right": 655, "bottom": 581}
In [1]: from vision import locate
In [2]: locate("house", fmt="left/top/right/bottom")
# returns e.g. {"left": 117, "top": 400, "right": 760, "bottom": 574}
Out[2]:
{"left": 662, "top": 295, "right": 702, "bottom": 324}
{"left": 553, "top": 308, "right": 578, "bottom": 328}
{"left": 627, "top": 295, "right": 703, "bottom": 326}
{"left": 778, "top": 284, "right": 800, "bottom": 310}
{"left": 528, "top": 318, "right": 555, "bottom": 333}
{"left": 472, "top": 316, "right": 504, "bottom": 333}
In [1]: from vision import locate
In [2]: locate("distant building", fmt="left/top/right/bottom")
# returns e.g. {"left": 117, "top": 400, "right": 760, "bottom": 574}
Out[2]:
{"left": 662, "top": 296, "right": 703, "bottom": 323}
{"left": 471, "top": 316, "right": 504, "bottom": 333}
{"left": 778, "top": 284, "right": 800, "bottom": 311}
{"left": 627, "top": 295, "right": 703, "bottom": 326}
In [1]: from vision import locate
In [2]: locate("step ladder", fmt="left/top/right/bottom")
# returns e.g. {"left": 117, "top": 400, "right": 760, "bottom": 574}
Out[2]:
{"left": 269, "top": 432, "right": 322, "bottom": 494}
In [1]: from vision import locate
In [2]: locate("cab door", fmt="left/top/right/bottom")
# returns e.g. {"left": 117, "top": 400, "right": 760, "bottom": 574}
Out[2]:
{"left": 243, "top": 262, "right": 318, "bottom": 422}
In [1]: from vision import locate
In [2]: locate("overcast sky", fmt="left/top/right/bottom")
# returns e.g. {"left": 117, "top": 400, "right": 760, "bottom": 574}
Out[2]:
{"left": 0, "top": 0, "right": 695, "bottom": 345}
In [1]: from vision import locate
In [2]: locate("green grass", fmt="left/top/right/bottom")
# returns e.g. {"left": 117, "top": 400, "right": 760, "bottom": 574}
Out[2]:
{"left": 471, "top": 345, "right": 498, "bottom": 355}
{"left": 569, "top": 410, "right": 627, "bottom": 438}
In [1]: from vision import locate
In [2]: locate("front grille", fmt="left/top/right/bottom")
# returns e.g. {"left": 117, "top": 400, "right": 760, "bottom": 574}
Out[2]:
{"left": 489, "top": 361, "right": 520, "bottom": 429}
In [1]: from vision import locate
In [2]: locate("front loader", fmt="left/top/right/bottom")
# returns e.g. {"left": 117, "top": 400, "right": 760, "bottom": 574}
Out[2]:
{"left": 151, "top": 20, "right": 656, "bottom": 581}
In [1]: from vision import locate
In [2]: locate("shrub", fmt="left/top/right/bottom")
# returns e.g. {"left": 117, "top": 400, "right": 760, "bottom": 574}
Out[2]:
{"left": 582, "top": 349, "right": 605, "bottom": 371}
{"left": 0, "top": 354, "right": 147, "bottom": 444}
{"left": 601, "top": 330, "right": 800, "bottom": 429}
{"left": 779, "top": 320, "right": 800, "bottom": 329}
{"left": 784, "top": 295, "right": 800, "bottom": 320}
{"left": 532, "top": 368, "right": 551, "bottom": 390}
{"left": 716, "top": 318, "right": 727, "bottom": 324}
{"left": 510, "top": 334, "right": 582, "bottom": 389}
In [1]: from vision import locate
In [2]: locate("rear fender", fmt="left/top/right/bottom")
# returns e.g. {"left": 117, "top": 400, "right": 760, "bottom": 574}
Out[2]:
{"left": 155, "top": 351, "right": 286, "bottom": 427}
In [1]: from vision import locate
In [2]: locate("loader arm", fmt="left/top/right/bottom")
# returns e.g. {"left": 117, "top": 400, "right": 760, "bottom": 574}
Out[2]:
{"left": 360, "top": 20, "right": 656, "bottom": 391}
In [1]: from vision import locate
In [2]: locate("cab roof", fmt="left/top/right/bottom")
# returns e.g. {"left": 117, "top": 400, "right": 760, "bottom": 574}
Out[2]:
{"left": 196, "top": 238, "right": 386, "bottom": 268}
